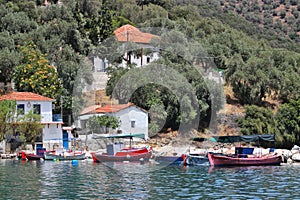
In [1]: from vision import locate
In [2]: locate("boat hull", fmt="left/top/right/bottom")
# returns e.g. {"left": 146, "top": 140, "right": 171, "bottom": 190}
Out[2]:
{"left": 44, "top": 152, "right": 86, "bottom": 161}
{"left": 26, "top": 154, "right": 44, "bottom": 160}
{"left": 92, "top": 149, "right": 152, "bottom": 163}
{"left": 154, "top": 155, "right": 184, "bottom": 165}
{"left": 208, "top": 153, "right": 282, "bottom": 166}
{"left": 185, "top": 154, "right": 209, "bottom": 166}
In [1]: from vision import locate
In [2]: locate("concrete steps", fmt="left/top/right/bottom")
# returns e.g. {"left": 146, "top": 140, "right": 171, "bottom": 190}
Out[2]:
{"left": 81, "top": 71, "right": 118, "bottom": 106}
{"left": 83, "top": 89, "right": 118, "bottom": 106}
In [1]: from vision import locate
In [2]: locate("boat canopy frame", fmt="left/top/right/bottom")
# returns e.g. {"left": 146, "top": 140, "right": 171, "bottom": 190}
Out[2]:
{"left": 214, "top": 134, "right": 275, "bottom": 143}
{"left": 92, "top": 133, "right": 146, "bottom": 148}
{"left": 92, "top": 133, "right": 145, "bottom": 140}
{"left": 193, "top": 134, "right": 275, "bottom": 143}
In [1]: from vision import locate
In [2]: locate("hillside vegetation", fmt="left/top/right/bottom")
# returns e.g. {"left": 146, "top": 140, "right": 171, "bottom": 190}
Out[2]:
{"left": 221, "top": 0, "right": 300, "bottom": 43}
{"left": 0, "top": 0, "right": 299, "bottom": 148}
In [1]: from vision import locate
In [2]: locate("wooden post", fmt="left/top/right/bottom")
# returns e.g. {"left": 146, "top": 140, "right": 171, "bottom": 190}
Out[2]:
{"left": 140, "top": 48, "right": 143, "bottom": 66}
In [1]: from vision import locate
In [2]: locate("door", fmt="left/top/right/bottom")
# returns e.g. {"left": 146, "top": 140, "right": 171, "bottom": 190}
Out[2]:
{"left": 36, "top": 143, "right": 43, "bottom": 155}
{"left": 63, "top": 130, "right": 69, "bottom": 150}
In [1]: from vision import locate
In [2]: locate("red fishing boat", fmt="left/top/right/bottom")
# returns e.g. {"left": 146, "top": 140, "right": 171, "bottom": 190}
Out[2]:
{"left": 91, "top": 133, "right": 152, "bottom": 163}
{"left": 26, "top": 153, "right": 44, "bottom": 160}
{"left": 26, "top": 148, "right": 46, "bottom": 160}
{"left": 208, "top": 150, "right": 282, "bottom": 166}
{"left": 18, "top": 148, "right": 46, "bottom": 161}
{"left": 196, "top": 134, "right": 282, "bottom": 166}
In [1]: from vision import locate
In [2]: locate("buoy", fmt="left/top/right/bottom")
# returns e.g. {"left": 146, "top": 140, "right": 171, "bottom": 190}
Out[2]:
{"left": 139, "top": 158, "right": 145, "bottom": 165}
{"left": 72, "top": 160, "right": 78, "bottom": 165}
{"left": 21, "top": 151, "right": 26, "bottom": 160}
{"left": 182, "top": 154, "right": 187, "bottom": 166}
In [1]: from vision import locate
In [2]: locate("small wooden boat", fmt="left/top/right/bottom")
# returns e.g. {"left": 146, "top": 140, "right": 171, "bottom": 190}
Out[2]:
{"left": 44, "top": 151, "right": 85, "bottom": 161}
{"left": 92, "top": 147, "right": 152, "bottom": 162}
{"left": 203, "top": 135, "right": 282, "bottom": 166}
{"left": 26, "top": 148, "right": 46, "bottom": 160}
{"left": 184, "top": 154, "right": 209, "bottom": 166}
{"left": 91, "top": 133, "right": 152, "bottom": 163}
{"left": 26, "top": 154, "right": 44, "bottom": 160}
{"left": 208, "top": 153, "right": 282, "bottom": 166}
{"left": 154, "top": 155, "right": 185, "bottom": 165}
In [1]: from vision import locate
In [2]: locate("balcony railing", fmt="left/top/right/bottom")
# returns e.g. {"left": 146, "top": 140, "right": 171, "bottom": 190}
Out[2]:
{"left": 52, "top": 114, "right": 62, "bottom": 122}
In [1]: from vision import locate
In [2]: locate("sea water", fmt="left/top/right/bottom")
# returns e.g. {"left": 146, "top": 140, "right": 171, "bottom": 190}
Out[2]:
{"left": 0, "top": 159, "right": 299, "bottom": 199}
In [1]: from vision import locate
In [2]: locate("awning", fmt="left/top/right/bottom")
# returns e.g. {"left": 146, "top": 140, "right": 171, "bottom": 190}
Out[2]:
{"left": 193, "top": 134, "right": 275, "bottom": 143}
{"left": 92, "top": 133, "right": 145, "bottom": 140}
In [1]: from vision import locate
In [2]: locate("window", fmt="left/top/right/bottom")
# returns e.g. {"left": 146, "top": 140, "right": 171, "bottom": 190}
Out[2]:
{"left": 131, "top": 121, "right": 136, "bottom": 128}
{"left": 33, "top": 104, "right": 41, "bottom": 115}
{"left": 17, "top": 104, "right": 25, "bottom": 115}
{"left": 81, "top": 120, "right": 88, "bottom": 129}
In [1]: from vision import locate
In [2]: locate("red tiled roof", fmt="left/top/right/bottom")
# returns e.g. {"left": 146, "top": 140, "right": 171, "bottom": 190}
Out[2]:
{"left": 114, "top": 24, "right": 159, "bottom": 44}
{"left": 80, "top": 103, "right": 135, "bottom": 115}
{"left": 80, "top": 105, "right": 102, "bottom": 115}
{"left": 0, "top": 92, "right": 54, "bottom": 101}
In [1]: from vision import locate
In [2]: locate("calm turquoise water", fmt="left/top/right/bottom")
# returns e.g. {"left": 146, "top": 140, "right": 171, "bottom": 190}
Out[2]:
{"left": 0, "top": 159, "right": 299, "bottom": 199}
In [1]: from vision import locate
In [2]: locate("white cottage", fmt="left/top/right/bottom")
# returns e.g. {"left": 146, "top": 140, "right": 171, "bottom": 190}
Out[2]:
{"left": 114, "top": 24, "right": 160, "bottom": 68}
{"left": 0, "top": 92, "right": 73, "bottom": 152}
{"left": 78, "top": 103, "right": 149, "bottom": 139}
{"left": 93, "top": 24, "right": 159, "bottom": 72}
{"left": 89, "top": 25, "right": 160, "bottom": 91}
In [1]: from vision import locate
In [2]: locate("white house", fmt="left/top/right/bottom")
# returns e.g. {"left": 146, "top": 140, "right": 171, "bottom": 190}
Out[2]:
{"left": 77, "top": 103, "right": 149, "bottom": 140}
{"left": 114, "top": 24, "right": 160, "bottom": 68}
{"left": 0, "top": 92, "right": 73, "bottom": 152}
{"left": 90, "top": 25, "right": 160, "bottom": 90}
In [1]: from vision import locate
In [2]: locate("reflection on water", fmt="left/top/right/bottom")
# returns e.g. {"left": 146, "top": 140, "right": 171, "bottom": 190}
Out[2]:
{"left": 207, "top": 165, "right": 280, "bottom": 174}
{"left": 1, "top": 160, "right": 300, "bottom": 199}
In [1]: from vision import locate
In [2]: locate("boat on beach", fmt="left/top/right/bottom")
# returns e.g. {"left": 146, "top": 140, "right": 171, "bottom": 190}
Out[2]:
{"left": 91, "top": 133, "right": 152, "bottom": 163}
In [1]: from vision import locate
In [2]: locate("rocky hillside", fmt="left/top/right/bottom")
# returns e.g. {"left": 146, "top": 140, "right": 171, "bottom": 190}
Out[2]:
{"left": 221, "top": 0, "right": 300, "bottom": 42}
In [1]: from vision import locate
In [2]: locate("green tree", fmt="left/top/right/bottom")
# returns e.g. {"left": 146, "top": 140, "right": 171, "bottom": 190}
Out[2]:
{"left": 99, "top": 0, "right": 114, "bottom": 43}
{"left": 12, "top": 42, "right": 62, "bottom": 100}
{"left": 87, "top": 115, "right": 120, "bottom": 133}
{"left": 54, "top": 45, "right": 93, "bottom": 120}
{"left": 86, "top": 0, "right": 114, "bottom": 45}
{"left": 237, "top": 105, "right": 279, "bottom": 137}
{"left": 106, "top": 66, "right": 130, "bottom": 99}
{"left": 0, "top": 100, "right": 17, "bottom": 142}
{"left": 276, "top": 99, "right": 300, "bottom": 148}
{"left": 1, "top": 11, "right": 37, "bottom": 34}
{"left": 0, "top": 99, "right": 43, "bottom": 149}
{"left": 0, "top": 48, "right": 20, "bottom": 93}
{"left": 258, "top": 50, "right": 300, "bottom": 103}
{"left": 225, "top": 53, "right": 271, "bottom": 105}
{"left": 17, "top": 110, "right": 44, "bottom": 149}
